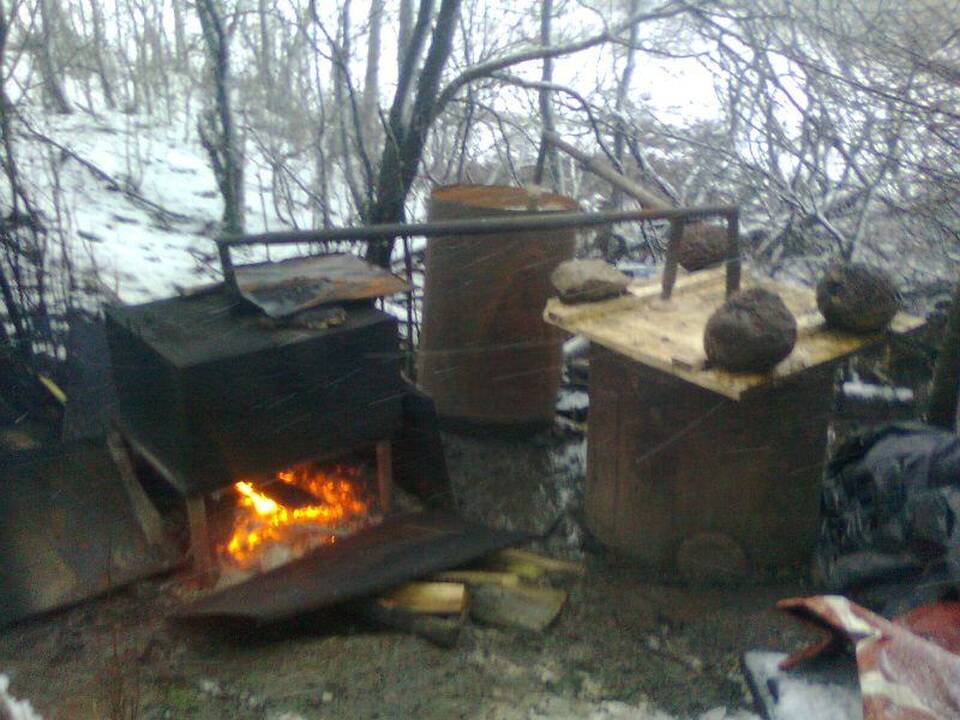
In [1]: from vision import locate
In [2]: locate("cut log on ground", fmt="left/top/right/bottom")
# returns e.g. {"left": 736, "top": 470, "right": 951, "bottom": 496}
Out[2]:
{"left": 469, "top": 584, "right": 567, "bottom": 632}
{"left": 359, "top": 601, "right": 462, "bottom": 648}
{"left": 496, "top": 548, "right": 586, "bottom": 575}
{"left": 432, "top": 570, "right": 521, "bottom": 588}
{"left": 378, "top": 582, "right": 467, "bottom": 616}
{"left": 483, "top": 548, "right": 586, "bottom": 580}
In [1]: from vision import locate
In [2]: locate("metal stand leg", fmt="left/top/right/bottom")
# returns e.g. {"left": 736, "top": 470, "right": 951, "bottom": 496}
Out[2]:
{"left": 376, "top": 440, "right": 393, "bottom": 515}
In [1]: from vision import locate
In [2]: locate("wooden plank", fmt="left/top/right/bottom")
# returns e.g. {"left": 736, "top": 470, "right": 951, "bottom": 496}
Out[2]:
{"left": 376, "top": 439, "right": 393, "bottom": 515}
{"left": 359, "top": 601, "right": 462, "bottom": 648}
{"left": 469, "top": 584, "right": 568, "bottom": 632}
{"left": 431, "top": 570, "right": 521, "bottom": 588}
{"left": 544, "top": 265, "right": 924, "bottom": 399}
{"left": 488, "top": 548, "right": 586, "bottom": 576}
{"left": 186, "top": 495, "right": 216, "bottom": 580}
{"left": 106, "top": 432, "right": 167, "bottom": 547}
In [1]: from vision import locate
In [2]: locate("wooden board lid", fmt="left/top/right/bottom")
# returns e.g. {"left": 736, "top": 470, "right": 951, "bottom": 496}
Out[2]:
{"left": 543, "top": 265, "right": 924, "bottom": 400}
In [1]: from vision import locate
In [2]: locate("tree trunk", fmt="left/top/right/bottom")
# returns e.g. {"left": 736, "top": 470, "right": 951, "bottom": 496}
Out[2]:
{"left": 257, "top": 0, "right": 273, "bottom": 99}
{"left": 362, "top": 0, "right": 384, "bottom": 150}
{"left": 0, "top": 6, "right": 35, "bottom": 358}
{"left": 398, "top": 0, "right": 413, "bottom": 67}
{"left": 196, "top": 0, "right": 243, "bottom": 236}
{"left": 171, "top": 0, "right": 187, "bottom": 70}
{"left": 612, "top": 0, "right": 640, "bottom": 202}
{"left": 38, "top": 0, "right": 71, "bottom": 114}
{"left": 329, "top": 0, "right": 365, "bottom": 217}
{"left": 533, "top": 0, "right": 560, "bottom": 189}
{"left": 87, "top": 0, "right": 115, "bottom": 108}
{"left": 366, "top": 0, "right": 461, "bottom": 268}
{"left": 928, "top": 278, "right": 960, "bottom": 432}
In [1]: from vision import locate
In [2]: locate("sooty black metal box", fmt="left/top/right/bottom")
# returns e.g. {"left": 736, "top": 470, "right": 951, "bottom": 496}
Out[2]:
{"left": 105, "top": 292, "right": 403, "bottom": 496}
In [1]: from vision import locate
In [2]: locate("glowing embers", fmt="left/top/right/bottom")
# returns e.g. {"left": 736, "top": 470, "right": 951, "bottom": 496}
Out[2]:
{"left": 221, "top": 462, "right": 374, "bottom": 576}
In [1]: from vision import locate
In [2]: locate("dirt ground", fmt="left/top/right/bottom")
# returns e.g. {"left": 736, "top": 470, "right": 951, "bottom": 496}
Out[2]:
{"left": 0, "top": 548, "right": 818, "bottom": 720}
{"left": 0, "top": 426, "right": 824, "bottom": 720}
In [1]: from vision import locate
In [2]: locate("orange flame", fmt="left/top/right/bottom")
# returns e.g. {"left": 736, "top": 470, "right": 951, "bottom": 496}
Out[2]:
{"left": 221, "top": 463, "right": 370, "bottom": 570}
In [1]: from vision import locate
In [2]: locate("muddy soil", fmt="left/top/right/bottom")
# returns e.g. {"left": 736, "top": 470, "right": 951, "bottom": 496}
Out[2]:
{"left": 0, "top": 428, "right": 818, "bottom": 719}
{"left": 0, "top": 549, "right": 816, "bottom": 720}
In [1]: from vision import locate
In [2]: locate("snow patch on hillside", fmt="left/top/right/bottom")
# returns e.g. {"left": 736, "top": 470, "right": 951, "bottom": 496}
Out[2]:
{"left": 13, "top": 107, "right": 354, "bottom": 305}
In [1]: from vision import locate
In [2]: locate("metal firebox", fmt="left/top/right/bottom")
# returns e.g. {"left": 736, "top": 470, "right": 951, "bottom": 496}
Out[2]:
{"left": 105, "top": 292, "right": 403, "bottom": 497}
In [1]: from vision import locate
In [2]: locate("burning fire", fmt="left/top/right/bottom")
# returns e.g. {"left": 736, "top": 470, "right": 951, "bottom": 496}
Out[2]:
{"left": 221, "top": 463, "right": 371, "bottom": 571}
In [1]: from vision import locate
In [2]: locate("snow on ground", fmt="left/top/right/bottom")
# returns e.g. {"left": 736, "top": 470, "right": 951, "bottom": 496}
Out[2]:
{"left": 0, "top": 675, "right": 42, "bottom": 720}
{"left": 742, "top": 652, "right": 861, "bottom": 720}
{"left": 17, "top": 109, "right": 219, "bottom": 304}
{"left": 841, "top": 380, "right": 914, "bottom": 404}
{"left": 15, "top": 106, "right": 357, "bottom": 306}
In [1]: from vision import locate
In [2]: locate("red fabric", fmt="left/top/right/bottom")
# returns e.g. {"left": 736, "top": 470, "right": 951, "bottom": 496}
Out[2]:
{"left": 777, "top": 595, "right": 960, "bottom": 719}
{"left": 895, "top": 602, "right": 960, "bottom": 655}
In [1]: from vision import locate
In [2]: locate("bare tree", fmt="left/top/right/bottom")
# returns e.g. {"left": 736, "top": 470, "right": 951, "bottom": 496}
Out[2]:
{"left": 661, "top": 0, "right": 960, "bottom": 278}
{"left": 196, "top": 0, "right": 244, "bottom": 237}
{"left": 929, "top": 279, "right": 960, "bottom": 430}
{"left": 37, "top": 0, "right": 71, "bottom": 113}
{"left": 365, "top": 0, "right": 694, "bottom": 266}
{"left": 532, "top": 0, "right": 561, "bottom": 190}
{"left": 361, "top": 0, "right": 384, "bottom": 149}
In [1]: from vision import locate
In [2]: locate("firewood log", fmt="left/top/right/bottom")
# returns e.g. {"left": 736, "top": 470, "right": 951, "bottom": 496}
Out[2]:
{"left": 469, "top": 584, "right": 567, "bottom": 632}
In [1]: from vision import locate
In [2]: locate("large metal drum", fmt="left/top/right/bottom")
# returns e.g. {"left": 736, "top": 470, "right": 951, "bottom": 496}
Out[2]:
{"left": 418, "top": 185, "right": 578, "bottom": 430}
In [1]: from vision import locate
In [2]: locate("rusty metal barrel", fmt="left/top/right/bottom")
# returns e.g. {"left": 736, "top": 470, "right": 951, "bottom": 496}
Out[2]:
{"left": 417, "top": 185, "right": 578, "bottom": 431}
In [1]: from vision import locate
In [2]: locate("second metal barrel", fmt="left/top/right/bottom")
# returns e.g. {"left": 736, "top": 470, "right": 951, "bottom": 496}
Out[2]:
{"left": 418, "top": 185, "right": 578, "bottom": 431}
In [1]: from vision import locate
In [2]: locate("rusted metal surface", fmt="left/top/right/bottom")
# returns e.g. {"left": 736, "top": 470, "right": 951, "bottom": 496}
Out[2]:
{"left": 0, "top": 439, "right": 180, "bottom": 626}
{"left": 235, "top": 253, "right": 409, "bottom": 319}
{"left": 417, "top": 185, "right": 577, "bottom": 428}
{"left": 176, "top": 511, "right": 527, "bottom": 624}
{"left": 725, "top": 212, "right": 741, "bottom": 297}
{"left": 779, "top": 595, "right": 960, "bottom": 719}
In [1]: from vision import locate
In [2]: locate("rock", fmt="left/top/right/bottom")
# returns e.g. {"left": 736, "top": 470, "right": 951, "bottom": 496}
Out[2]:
{"left": 677, "top": 223, "right": 728, "bottom": 272}
{"left": 550, "top": 259, "right": 631, "bottom": 304}
{"left": 816, "top": 262, "right": 900, "bottom": 333}
{"left": 703, "top": 288, "right": 797, "bottom": 372}
{"left": 442, "top": 428, "right": 584, "bottom": 541}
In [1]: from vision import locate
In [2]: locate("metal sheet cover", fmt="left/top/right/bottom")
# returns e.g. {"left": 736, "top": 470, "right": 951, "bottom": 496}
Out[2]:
{"left": 176, "top": 512, "right": 527, "bottom": 623}
{"left": 0, "top": 440, "right": 179, "bottom": 627}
